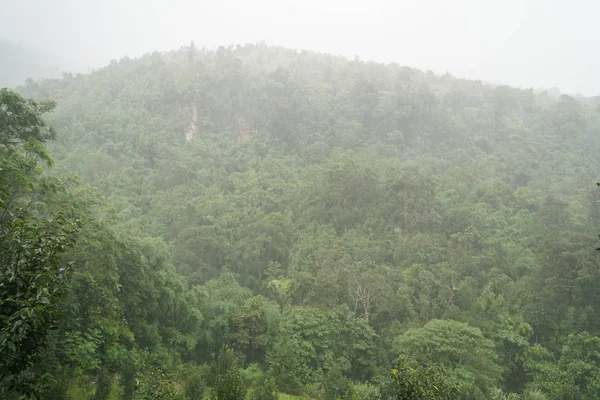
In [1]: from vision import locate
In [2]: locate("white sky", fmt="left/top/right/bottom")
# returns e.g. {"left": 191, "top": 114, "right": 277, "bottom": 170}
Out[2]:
{"left": 1, "top": 0, "right": 598, "bottom": 95}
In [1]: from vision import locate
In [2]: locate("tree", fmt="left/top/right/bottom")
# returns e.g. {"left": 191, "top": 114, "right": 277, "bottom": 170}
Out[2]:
{"left": 323, "top": 365, "right": 353, "bottom": 400}
{"left": 377, "top": 358, "right": 458, "bottom": 400}
{"left": 194, "top": 274, "right": 252, "bottom": 360}
{"left": 248, "top": 374, "right": 278, "bottom": 400}
{"left": 232, "top": 295, "right": 278, "bottom": 363}
{"left": 524, "top": 333, "right": 600, "bottom": 400}
{"left": 210, "top": 347, "right": 246, "bottom": 400}
{"left": 0, "top": 213, "right": 80, "bottom": 396}
{"left": 212, "top": 368, "right": 245, "bottom": 400}
{"left": 0, "top": 89, "right": 82, "bottom": 397}
{"left": 0, "top": 88, "right": 56, "bottom": 224}
{"left": 268, "top": 306, "right": 375, "bottom": 392}
{"left": 393, "top": 319, "right": 501, "bottom": 399}
{"left": 134, "top": 368, "right": 184, "bottom": 400}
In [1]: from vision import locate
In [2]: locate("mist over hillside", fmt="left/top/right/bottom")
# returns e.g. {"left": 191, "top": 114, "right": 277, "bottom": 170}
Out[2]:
{"left": 2, "top": 37, "right": 600, "bottom": 400}
{"left": 2, "top": 0, "right": 600, "bottom": 95}
{"left": 0, "top": 40, "right": 62, "bottom": 88}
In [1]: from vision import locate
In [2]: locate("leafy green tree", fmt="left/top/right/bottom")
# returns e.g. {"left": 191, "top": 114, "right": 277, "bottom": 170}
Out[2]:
{"left": 394, "top": 320, "right": 501, "bottom": 399}
{"left": 0, "top": 214, "right": 80, "bottom": 391}
{"left": 92, "top": 368, "right": 112, "bottom": 400}
{"left": 383, "top": 165, "right": 440, "bottom": 233}
{"left": 134, "top": 368, "right": 184, "bottom": 400}
{"left": 183, "top": 364, "right": 207, "bottom": 400}
{"left": 323, "top": 366, "right": 353, "bottom": 400}
{"left": 0, "top": 89, "right": 82, "bottom": 398}
{"left": 0, "top": 88, "right": 55, "bottom": 214}
{"left": 268, "top": 306, "right": 375, "bottom": 392}
{"left": 194, "top": 274, "right": 252, "bottom": 360}
{"left": 377, "top": 358, "right": 458, "bottom": 400}
{"left": 249, "top": 374, "right": 278, "bottom": 400}
{"left": 212, "top": 367, "right": 246, "bottom": 400}
{"left": 232, "top": 295, "right": 278, "bottom": 363}
{"left": 524, "top": 333, "right": 600, "bottom": 400}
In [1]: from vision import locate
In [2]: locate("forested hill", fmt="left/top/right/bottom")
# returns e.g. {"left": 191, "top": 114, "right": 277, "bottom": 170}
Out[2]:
{"left": 20, "top": 44, "right": 600, "bottom": 198}
{"left": 5, "top": 43, "right": 600, "bottom": 399}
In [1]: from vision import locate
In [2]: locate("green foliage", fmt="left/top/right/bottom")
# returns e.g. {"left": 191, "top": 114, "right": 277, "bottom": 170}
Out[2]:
{"left": 268, "top": 306, "right": 375, "bottom": 393}
{"left": 489, "top": 388, "right": 521, "bottom": 400}
{"left": 0, "top": 88, "right": 82, "bottom": 398}
{"left": 523, "top": 333, "right": 600, "bottom": 400}
{"left": 350, "top": 382, "right": 379, "bottom": 400}
{"left": 249, "top": 374, "right": 278, "bottom": 400}
{"left": 323, "top": 367, "right": 353, "bottom": 400}
{"left": 184, "top": 365, "right": 207, "bottom": 400}
{"left": 212, "top": 367, "right": 246, "bottom": 400}
{"left": 489, "top": 388, "right": 550, "bottom": 400}
{"left": 0, "top": 213, "right": 80, "bottom": 382}
{"left": 92, "top": 368, "right": 113, "bottom": 400}
{"left": 377, "top": 358, "right": 458, "bottom": 400}
{"left": 196, "top": 275, "right": 252, "bottom": 360}
{"left": 393, "top": 320, "right": 501, "bottom": 398}
{"left": 4, "top": 44, "right": 600, "bottom": 399}
{"left": 134, "top": 368, "right": 184, "bottom": 400}
{"left": 232, "top": 295, "right": 278, "bottom": 363}
{"left": 0, "top": 88, "right": 55, "bottom": 156}
{"left": 208, "top": 346, "right": 242, "bottom": 386}
{"left": 65, "top": 375, "right": 96, "bottom": 399}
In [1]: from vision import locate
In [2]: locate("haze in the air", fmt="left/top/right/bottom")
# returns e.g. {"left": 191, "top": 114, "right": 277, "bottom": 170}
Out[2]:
{"left": 0, "top": 0, "right": 598, "bottom": 95}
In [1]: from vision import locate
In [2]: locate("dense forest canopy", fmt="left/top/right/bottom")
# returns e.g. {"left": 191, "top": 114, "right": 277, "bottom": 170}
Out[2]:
{"left": 2, "top": 43, "right": 600, "bottom": 399}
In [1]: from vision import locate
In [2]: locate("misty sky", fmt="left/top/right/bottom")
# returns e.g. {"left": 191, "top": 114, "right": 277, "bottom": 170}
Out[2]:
{"left": 1, "top": 0, "right": 598, "bottom": 95}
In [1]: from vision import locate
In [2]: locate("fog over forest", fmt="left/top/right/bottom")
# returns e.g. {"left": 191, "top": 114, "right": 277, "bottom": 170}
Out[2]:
{"left": 2, "top": 1, "right": 600, "bottom": 400}
{"left": 1, "top": 0, "right": 599, "bottom": 95}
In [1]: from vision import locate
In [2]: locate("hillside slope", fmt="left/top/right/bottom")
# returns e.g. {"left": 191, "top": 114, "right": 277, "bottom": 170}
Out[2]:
{"left": 15, "top": 43, "right": 600, "bottom": 398}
